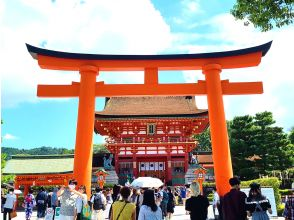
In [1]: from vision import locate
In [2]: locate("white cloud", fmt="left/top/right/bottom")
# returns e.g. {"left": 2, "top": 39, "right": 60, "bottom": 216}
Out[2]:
{"left": 3, "top": 133, "right": 18, "bottom": 140}
{"left": 182, "top": 13, "right": 294, "bottom": 129}
{"left": 1, "top": 0, "right": 172, "bottom": 108}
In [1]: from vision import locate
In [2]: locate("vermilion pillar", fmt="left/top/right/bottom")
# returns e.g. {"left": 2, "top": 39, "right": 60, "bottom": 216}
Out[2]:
{"left": 73, "top": 65, "right": 98, "bottom": 198}
{"left": 202, "top": 64, "right": 233, "bottom": 196}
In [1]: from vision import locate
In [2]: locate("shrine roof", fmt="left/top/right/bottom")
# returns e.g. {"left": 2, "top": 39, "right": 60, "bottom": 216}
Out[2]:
{"left": 26, "top": 41, "right": 271, "bottom": 61}
{"left": 3, "top": 155, "right": 74, "bottom": 175}
{"left": 95, "top": 96, "right": 208, "bottom": 119}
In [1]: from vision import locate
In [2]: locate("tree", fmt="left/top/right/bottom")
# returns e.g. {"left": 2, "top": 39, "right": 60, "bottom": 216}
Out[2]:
{"left": 231, "top": 0, "right": 294, "bottom": 31}
{"left": 288, "top": 127, "right": 294, "bottom": 144}
{"left": 229, "top": 111, "right": 292, "bottom": 180}
{"left": 193, "top": 128, "right": 212, "bottom": 152}
{"left": 1, "top": 153, "right": 15, "bottom": 184}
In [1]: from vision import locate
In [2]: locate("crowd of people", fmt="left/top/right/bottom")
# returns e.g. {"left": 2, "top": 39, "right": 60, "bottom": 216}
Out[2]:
{"left": 1, "top": 176, "right": 294, "bottom": 220}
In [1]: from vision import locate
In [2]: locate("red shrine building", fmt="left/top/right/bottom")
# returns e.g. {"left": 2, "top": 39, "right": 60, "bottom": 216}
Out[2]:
{"left": 94, "top": 96, "right": 209, "bottom": 185}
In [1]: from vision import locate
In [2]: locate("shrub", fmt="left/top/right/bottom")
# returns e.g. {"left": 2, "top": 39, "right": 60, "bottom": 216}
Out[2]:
{"left": 277, "top": 203, "right": 285, "bottom": 216}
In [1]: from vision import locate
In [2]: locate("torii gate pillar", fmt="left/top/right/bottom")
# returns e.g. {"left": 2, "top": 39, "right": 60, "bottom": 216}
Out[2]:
{"left": 73, "top": 65, "right": 98, "bottom": 195}
{"left": 203, "top": 64, "right": 233, "bottom": 195}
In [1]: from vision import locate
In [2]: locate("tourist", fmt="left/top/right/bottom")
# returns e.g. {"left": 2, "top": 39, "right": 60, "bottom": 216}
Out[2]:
{"left": 245, "top": 182, "right": 272, "bottom": 219}
{"left": 58, "top": 179, "right": 82, "bottom": 220}
{"left": 138, "top": 189, "right": 162, "bottom": 220}
{"left": 222, "top": 176, "right": 247, "bottom": 220}
{"left": 283, "top": 193, "right": 294, "bottom": 220}
{"left": 36, "top": 186, "right": 48, "bottom": 218}
{"left": 159, "top": 186, "right": 169, "bottom": 219}
{"left": 185, "top": 181, "right": 209, "bottom": 220}
{"left": 108, "top": 184, "right": 122, "bottom": 219}
{"left": 212, "top": 187, "right": 220, "bottom": 219}
{"left": 166, "top": 187, "right": 175, "bottom": 220}
{"left": 91, "top": 187, "right": 106, "bottom": 220}
{"left": 105, "top": 188, "right": 113, "bottom": 219}
{"left": 180, "top": 186, "right": 187, "bottom": 206}
{"left": 154, "top": 188, "right": 162, "bottom": 206}
{"left": 51, "top": 187, "right": 59, "bottom": 219}
{"left": 110, "top": 186, "right": 136, "bottom": 220}
{"left": 24, "top": 188, "right": 36, "bottom": 220}
{"left": 74, "top": 185, "right": 88, "bottom": 220}
{"left": 130, "top": 188, "right": 140, "bottom": 220}
{"left": 3, "top": 188, "right": 17, "bottom": 220}
{"left": 174, "top": 187, "right": 180, "bottom": 206}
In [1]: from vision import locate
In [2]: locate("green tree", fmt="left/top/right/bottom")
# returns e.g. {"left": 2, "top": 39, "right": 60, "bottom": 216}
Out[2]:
{"left": 231, "top": 0, "right": 294, "bottom": 31}
{"left": 93, "top": 144, "right": 109, "bottom": 154}
{"left": 193, "top": 128, "right": 211, "bottom": 151}
{"left": 229, "top": 111, "right": 292, "bottom": 180}
{"left": 288, "top": 127, "right": 294, "bottom": 144}
{"left": 1, "top": 153, "right": 15, "bottom": 183}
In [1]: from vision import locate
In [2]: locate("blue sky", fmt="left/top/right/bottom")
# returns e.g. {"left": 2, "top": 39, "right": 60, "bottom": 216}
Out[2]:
{"left": 1, "top": 0, "right": 294, "bottom": 149}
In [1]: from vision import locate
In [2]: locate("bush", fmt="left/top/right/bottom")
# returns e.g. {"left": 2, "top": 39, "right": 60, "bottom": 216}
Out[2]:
{"left": 277, "top": 203, "right": 285, "bottom": 216}
{"left": 279, "top": 189, "right": 293, "bottom": 196}
{"left": 241, "top": 177, "right": 281, "bottom": 209}
{"left": 207, "top": 193, "right": 213, "bottom": 202}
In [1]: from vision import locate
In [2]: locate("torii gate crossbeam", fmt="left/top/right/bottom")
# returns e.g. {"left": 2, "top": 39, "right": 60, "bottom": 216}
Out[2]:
{"left": 26, "top": 41, "right": 272, "bottom": 197}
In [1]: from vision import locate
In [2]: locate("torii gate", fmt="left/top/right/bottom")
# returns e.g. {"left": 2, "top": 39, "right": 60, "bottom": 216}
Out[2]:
{"left": 26, "top": 41, "right": 272, "bottom": 197}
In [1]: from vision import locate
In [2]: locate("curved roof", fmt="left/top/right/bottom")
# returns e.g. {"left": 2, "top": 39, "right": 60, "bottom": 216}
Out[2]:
{"left": 26, "top": 41, "right": 272, "bottom": 60}
{"left": 96, "top": 96, "right": 207, "bottom": 119}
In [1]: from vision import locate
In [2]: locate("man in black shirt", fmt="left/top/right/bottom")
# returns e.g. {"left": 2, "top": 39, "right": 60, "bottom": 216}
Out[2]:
{"left": 185, "top": 182, "right": 209, "bottom": 220}
{"left": 222, "top": 176, "right": 247, "bottom": 220}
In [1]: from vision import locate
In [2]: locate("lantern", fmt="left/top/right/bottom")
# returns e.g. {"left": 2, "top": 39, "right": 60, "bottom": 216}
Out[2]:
{"left": 193, "top": 165, "right": 207, "bottom": 194}
{"left": 95, "top": 168, "right": 109, "bottom": 189}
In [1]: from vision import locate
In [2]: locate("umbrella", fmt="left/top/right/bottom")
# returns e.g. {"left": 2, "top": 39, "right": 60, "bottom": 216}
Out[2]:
{"left": 14, "top": 189, "right": 22, "bottom": 194}
{"left": 131, "top": 177, "right": 164, "bottom": 188}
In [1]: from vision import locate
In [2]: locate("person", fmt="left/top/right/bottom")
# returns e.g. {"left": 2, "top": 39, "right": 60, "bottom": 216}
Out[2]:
{"left": 138, "top": 189, "right": 162, "bottom": 220}
{"left": 284, "top": 194, "right": 294, "bottom": 220}
{"left": 105, "top": 188, "right": 113, "bottom": 219}
{"left": 57, "top": 179, "right": 81, "bottom": 220}
{"left": 130, "top": 188, "right": 140, "bottom": 220}
{"left": 222, "top": 176, "right": 247, "bottom": 220}
{"left": 212, "top": 187, "right": 220, "bottom": 219}
{"left": 91, "top": 187, "right": 106, "bottom": 220}
{"left": 108, "top": 184, "right": 122, "bottom": 219}
{"left": 185, "top": 181, "right": 209, "bottom": 220}
{"left": 245, "top": 182, "right": 272, "bottom": 220}
{"left": 74, "top": 185, "right": 88, "bottom": 220}
{"left": 24, "top": 188, "right": 36, "bottom": 220}
{"left": 51, "top": 187, "right": 59, "bottom": 219}
{"left": 174, "top": 187, "right": 179, "bottom": 206}
{"left": 159, "top": 186, "right": 168, "bottom": 219}
{"left": 3, "top": 188, "right": 17, "bottom": 220}
{"left": 110, "top": 186, "right": 136, "bottom": 220}
{"left": 166, "top": 187, "right": 175, "bottom": 220}
{"left": 180, "top": 186, "right": 187, "bottom": 206}
{"left": 36, "top": 186, "right": 48, "bottom": 218}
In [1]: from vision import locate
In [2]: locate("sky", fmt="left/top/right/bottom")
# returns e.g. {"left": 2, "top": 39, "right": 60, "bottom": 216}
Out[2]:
{"left": 1, "top": 0, "right": 294, "bottom": 149}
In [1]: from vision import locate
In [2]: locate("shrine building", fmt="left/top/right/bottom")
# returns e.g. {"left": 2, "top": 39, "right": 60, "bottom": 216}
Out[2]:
{"left": 94, "top": 96, "right": 209, "bottom": 185}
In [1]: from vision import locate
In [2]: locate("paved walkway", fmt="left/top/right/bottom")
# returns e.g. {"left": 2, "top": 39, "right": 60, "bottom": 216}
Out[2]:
{"left": 10, "top": 205, "right": 284, "bottom": 220}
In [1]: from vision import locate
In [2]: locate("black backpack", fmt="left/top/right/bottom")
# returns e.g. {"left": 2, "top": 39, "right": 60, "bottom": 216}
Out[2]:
{"left": 93, "top": 193, "right": 105, "bottom": 211}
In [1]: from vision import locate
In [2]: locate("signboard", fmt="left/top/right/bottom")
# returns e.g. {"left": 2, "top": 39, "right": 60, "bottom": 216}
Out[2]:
{"left": 241, "top": 187, "right": 277, "bottom": 217}
{"left": 54, "top": 207, "right": 61, "bottom": 219}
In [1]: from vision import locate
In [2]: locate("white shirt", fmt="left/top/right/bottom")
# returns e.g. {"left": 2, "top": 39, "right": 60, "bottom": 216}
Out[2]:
{"left": 212, "top": 191, "right": 220, "bottom": 206}
{"left": 75, "top": 194, "right": 87, "bottom": 213}
{"left": 4, "top": 193, "right": 17, "bottom": 209}
{"left": 138, "top": 205, "right": 162, "bottom": 220}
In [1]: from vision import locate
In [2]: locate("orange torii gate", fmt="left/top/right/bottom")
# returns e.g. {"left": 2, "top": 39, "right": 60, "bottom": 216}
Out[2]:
{"left": 26, "top": 41, "right": 272, "bottom": 197}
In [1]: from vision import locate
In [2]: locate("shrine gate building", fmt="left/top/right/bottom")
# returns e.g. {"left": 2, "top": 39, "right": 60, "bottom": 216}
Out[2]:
{"left": 94, "top": 96, "right": 209, "bottom": 185}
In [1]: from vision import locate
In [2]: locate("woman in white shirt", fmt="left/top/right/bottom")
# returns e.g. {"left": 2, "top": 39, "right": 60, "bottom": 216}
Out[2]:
{"left": 138, "top": 189, "right": 162, "bottom": 220}
{"left": 3, "top": 188, "right": 17, "bottom": 220}
{"left": 74, "top": 185, "right": 88, "bottom": 220}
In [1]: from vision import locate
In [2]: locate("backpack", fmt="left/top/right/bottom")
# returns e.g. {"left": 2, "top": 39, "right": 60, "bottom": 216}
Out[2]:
{"left": 93, "top": 193, "right": 105, "bottom": 211}
{"left": 162, "top": 191, "right": 169, "bottom": 204}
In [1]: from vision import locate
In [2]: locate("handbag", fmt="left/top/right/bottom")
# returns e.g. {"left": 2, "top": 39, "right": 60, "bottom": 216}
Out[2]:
{"left": 10, "top": 211, "right": 17, "bottom": 218}
{"left": 81, "top": 201, "right": 92, "bottom": 220}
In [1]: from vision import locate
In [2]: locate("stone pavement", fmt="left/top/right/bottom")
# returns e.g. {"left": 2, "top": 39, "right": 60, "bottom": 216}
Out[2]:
{"left": 10, "top": 205, "right": 284, "bottom": 220}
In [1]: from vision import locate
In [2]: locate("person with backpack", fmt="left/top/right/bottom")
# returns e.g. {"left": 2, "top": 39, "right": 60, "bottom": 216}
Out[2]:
{"left": 24, "top": 188, "right": 36, "bottom": 220}
{"left": 110, "top": 186, "right": 136, "bottom": 220}
{"left": 36, "top": 186, "right": 48, "bottom": 218}
{"left": 91, "top": 187, "right": 106, "bottom": 220}
{"left": 159, "top": 186, "right": 169, "bottom": 219}
{"left": 166, "top": 187, "right": 175, "bottom": 220}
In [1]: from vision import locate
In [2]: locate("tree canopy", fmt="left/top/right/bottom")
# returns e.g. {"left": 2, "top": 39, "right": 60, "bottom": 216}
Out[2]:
{"left": 231, "top": 0, "right": 294, "bottom": 31}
